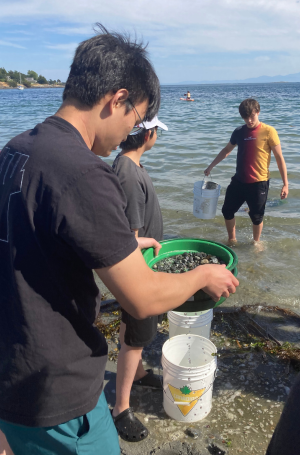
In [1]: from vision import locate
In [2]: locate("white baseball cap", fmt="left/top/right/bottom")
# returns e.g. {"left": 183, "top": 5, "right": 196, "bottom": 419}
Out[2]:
{"left": 138, "top": 116, "right": 168, "bottom": 131}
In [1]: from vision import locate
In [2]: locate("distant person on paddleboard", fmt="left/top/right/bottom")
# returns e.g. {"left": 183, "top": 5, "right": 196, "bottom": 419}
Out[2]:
{"left": 204, "top": 98, "right": 288, "bottom": 246}
{"left": 180, "top": 90, "right": 194, "bottom": 101}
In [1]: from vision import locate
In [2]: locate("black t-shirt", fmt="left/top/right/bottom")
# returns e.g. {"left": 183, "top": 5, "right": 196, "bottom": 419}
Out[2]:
{"left": 112, "top": 154, "right": 163, "bottom": 241}
{"left": 0, "top": 116, "right": 137, "bottom": 427}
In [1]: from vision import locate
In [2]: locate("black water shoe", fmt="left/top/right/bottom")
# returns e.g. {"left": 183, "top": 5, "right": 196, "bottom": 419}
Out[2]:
{"left": 132, "top": 369, "right": 162, "bottom": 389}
{"left": 112, "top": 408, "right": 148, "bottom": 442}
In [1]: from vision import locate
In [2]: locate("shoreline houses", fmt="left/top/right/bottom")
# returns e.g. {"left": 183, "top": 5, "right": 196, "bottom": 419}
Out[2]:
{"left": 25, "top": 77, "right": 37, "bottom": 83}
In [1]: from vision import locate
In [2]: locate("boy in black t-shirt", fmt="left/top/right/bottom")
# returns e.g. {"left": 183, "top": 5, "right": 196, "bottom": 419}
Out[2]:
{"left": 112, "top": 116, "right": 168, "bottom": 441}
{"left": 0, "top": 25, "right": 238, "bottom": 455}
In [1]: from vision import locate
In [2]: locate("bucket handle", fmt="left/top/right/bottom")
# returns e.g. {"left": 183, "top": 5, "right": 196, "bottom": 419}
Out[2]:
{"left": 159, "top": 365, "right": 218, "bottom": 406}
{"left": 203, "top": 172, "right": 213, "bottom": 184}
{"left": 201, "top": 173, "right": 214, "bottom": 194}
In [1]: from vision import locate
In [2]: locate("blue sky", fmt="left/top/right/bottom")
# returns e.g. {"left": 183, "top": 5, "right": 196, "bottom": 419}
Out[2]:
{"left": 1, "top": 0, "right": 300, "bottom": 83}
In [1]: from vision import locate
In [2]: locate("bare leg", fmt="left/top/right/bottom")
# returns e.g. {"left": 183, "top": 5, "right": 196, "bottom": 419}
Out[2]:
{"left": 253, "top": 222, "right": 263, "bottom": 242}
{"left": 113, "top": 322, "right": 147, "bottom": 417}
{"left": 0, "top": 430, "right": 14, "bottom": 455}
{"left": 224, "top": 218, "right": 236, "bottom": 242}
{"left": 118, "top": 321, "right": 147, "bottom": 381}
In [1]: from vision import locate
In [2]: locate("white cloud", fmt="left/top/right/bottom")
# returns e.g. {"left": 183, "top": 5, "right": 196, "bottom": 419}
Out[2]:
{"left": 1, "top": 0, "right": 300, "bottom": 75}
{"left": 255, "top": 56, "right": 271, "bottom": 62}
{"left": 45, "top": 42, "right": 78, "bottom": 52}
{"left": 3, "top": 36, "right": 32, "bottom": 42}
{"left": 5, "top": 30, "right": 34, "bottom": 35}
{"left": 0, "top": 40, "right": 26, "bottom": 49}
{"left": 45, "top": 25, "right": 93, "bottom": 35}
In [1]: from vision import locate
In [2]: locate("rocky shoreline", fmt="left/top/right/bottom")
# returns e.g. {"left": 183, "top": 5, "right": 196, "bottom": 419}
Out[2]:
{"left": 101, "top": 302, "right": 298, "bottom": 455}
{"left": 95, "top": 277, "right": 300, "bottom": 455}
{"left": 0, "top": 82, "right": 64, "bottom": 90}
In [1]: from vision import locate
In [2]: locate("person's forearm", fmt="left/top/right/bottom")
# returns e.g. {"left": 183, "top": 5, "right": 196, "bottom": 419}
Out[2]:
{"left": 96, "top": 248, "right": 238, "bottom": 319}
{"left": 275, "top": 155, "right": 288, "bottom": 185}
{"left": 122, "top": 267, "right": 213, "bottom": 318}
{"left": 98, "top": 264, "right": 209, "bottom": 319}
{"left": 208, "top": 147, "right": 231, "bottom": 170}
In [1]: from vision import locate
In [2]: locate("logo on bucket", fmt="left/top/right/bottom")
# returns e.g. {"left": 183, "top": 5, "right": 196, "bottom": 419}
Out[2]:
{"left": 168, "top": 384, "right": 205, "bottom": 416}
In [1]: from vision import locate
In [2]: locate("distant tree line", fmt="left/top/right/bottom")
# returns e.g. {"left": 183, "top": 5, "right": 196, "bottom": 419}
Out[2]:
{"left": 0, "top": 68, "right": 63, "bottom": 88}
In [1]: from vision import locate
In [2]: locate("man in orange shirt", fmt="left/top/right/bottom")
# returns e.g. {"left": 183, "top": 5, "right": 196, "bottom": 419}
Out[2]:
{"left": 205, "top": 98, "right": 288, "bottom": 244}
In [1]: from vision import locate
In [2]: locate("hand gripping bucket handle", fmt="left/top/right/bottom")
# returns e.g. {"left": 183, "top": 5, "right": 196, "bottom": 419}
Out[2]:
{"left": 203, "top": 172, "right": 213, "bottom": 182}
{"left": 201, "top": 173, "right": 218, "bottom": 192}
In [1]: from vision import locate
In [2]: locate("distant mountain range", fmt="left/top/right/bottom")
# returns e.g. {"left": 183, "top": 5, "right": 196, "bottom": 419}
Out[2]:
{"left": 164, "top": 71, "right": 300, "bottom": 85}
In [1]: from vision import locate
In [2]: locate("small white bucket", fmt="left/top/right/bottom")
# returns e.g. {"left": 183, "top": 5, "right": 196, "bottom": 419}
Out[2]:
{"left": 162, "top": 334, "right": 217, "bottom": 422}
{"left": 168, "top": 309, "right": 213, "bottom": 339}
{"left": 193, "top": 180, "right": 221, "bottom": 220}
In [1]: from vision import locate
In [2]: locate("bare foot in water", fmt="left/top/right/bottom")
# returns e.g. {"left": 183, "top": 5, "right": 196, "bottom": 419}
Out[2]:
{"left": 227, "top": 239, "right": 238, "bottom": 247}
{"left": 252, "top": 240, "right": 266, "bottom": 252}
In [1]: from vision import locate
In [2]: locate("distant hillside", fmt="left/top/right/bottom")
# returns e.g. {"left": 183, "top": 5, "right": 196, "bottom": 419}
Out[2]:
{"left": 164, "top": 72, "right": 300, "bottom": 85}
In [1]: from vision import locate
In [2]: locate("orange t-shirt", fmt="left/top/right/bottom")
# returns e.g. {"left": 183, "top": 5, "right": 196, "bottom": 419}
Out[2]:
{"left": 230, "top": 122, "right": 280, "bottom": 183}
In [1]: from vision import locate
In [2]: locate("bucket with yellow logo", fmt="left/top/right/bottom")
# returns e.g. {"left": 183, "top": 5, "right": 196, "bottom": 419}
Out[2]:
{"left": 162, "top": 334, "right": 217, "bottom": 422}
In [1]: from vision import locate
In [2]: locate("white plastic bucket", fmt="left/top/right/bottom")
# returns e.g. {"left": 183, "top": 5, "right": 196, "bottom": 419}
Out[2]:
{"left": 193, "top": 180, "right": 221, "bottom": 220}
{"left": 162, "top": 334, "right": 217, "bottom": 422}
{"left": 168, "top": 309, "right": 213, "bottom": 339}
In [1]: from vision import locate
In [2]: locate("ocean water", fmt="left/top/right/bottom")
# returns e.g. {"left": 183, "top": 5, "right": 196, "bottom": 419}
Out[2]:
{"left": 0, "top": 85, "right": 299, "bottom": 310}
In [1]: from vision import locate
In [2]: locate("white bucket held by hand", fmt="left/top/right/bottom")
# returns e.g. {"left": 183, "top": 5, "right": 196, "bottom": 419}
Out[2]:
{"left": 193, "top": 178, "right": 221, "bottom": 220}
{"left": 162, "top": 334, "right": 217, "bottom": 422}
{"left": 168, "top": 309, "right": 213, "bottom": 339}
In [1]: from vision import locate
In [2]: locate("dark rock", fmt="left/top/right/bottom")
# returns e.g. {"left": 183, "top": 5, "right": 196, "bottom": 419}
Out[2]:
{"left": 186, "top": 427, "right": 199, "bottom": 439}
{"left": 207, "top": 443, "right": 226, "bottom": 455}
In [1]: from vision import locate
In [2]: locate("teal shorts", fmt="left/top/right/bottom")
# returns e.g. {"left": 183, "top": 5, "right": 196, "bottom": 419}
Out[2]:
{"left": 0, "top": 392, "right": 120, "bottom": 455}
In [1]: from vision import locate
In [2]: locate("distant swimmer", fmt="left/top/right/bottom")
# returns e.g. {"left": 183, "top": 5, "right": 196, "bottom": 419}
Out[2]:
{"left": 180, "top": 90, "right": 194, "bottom": 101}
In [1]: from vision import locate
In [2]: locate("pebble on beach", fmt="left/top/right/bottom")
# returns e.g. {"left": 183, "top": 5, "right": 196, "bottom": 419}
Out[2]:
{"left": 186, "top": 427, "right": 199, "bottom": 439}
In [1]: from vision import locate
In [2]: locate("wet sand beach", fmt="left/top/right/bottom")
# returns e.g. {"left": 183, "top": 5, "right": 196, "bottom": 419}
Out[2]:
{"left": 95, "top": 278, "right": 300, "bottom": 455}
{"left": 1, "top": 296, "right": 298, "bottom": 455}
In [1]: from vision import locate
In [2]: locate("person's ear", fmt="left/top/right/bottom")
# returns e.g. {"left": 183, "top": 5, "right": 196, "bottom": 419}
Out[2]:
{"left": 110, "top": 89, "right": 129, "bottom": 113}
{"left": 144, "top": 131, "right": 151, "bottom": 143}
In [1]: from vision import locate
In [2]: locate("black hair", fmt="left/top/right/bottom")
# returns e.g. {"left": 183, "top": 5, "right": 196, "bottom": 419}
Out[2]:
{"left": 120, "top": 128, "right": 156, "bottom": 151}
{"left": 239, "top": 99, "right": 260, "bottom": 118}
{"left": 63, "top": 24, "right": 160, "bottom": 121}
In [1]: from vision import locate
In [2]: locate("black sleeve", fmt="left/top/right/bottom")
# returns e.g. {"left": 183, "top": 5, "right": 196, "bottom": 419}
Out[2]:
{"left": 115, "top": 161, "right": 145, "bottom": 231}
{"left": 230, "top": 128, "right": 238, "bottom": 145}
{"left": 54, "top": 166, "right": 138, "bottom": 269}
